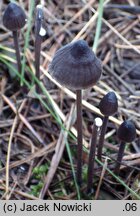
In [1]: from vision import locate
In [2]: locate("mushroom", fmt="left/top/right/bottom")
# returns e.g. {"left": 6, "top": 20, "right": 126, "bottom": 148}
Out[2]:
{"left": 3, "top": 2, "right": 26, "bottom": 75}
{"left": 97, "top": 91, "right": 118, "bottom": 160}
{"left": 35, "top": 5, "right": 46, "bottom": 93}
{"left": 114, "top": 120, "right": 136, "bottom": 175}
{"left": 87, "top": 117, "right": 103, "bottom": 193}
{"left": 49, "top": 39, "right": 102, "bottom": 185}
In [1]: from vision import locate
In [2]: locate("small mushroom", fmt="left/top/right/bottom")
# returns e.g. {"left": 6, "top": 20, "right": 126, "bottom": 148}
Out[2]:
{"left": 97, "top": 91, "right": 118, "bottom": 160}
{"left": 49, "top": 40, "right": 102, "bottom": 185}
{"left": 87, "top": 117, "right": 103, "bottom": 194}
{"left": 114, "top": 120, "right": 136, "bottom": 175}
{"left": 3, "top": 2, "right": 26, "bottom": 74}
{"left": 35, "top": 5, "right": 46, "bottom": 93}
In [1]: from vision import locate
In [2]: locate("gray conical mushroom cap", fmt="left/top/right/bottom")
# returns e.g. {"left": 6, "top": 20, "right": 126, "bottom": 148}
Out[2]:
{"left": 99, "top": 91, "right": 118, "bottom": 116}
{"left": 3, "top": 3, "right": 26, "bottom": 31}
{"left": 49, "top": 40, "right": 102, "bottom": 90}
{"left": 117, "top": 120, "right": 136, "bottom": 143}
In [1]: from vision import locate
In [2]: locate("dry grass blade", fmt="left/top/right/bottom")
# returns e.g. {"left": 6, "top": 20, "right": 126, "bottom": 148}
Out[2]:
{"left": 1, "top": 94, "right": 45, "bottom": 145}
{"left": 0, "top": 75, "right": 7, "bottom": 115}
{"left": 44, "top": 87, "right": 89, "bottom": 147}
{"left": 41, "top": 68, "right": 140, "bottom": 136}
{"left": 88, "top": 2, "right": 140, "bottom": 54}
{"left": 42, "top": 0, "right": 96, "bottom": 47}
{"left": 1, "top": 0, "right": 140, "bottom": 200}
{"left": 95, "top": 157, "right": 109, "bottom": 199}
{"left": 39, "top": 105, "right": 75, "bottom": 199}
{"left": 0, "top": 141, "right": 56, "bottom": 173}
{"left": 123, "top": 153, "right": 140, "bottom": 161}
{"left": 121, "top": 159, "right": 140, "bottom": 170}
{"left": 0, "top": 185, "right": 39, "bottom": 200}
{"left": 73, "top": 0, "right": 110, "bottom": 41}
{"left": 104, "top": 65, "right": 135, "bottom": 94}
{"left": 5, "top": 116, "right": 18, "bottom": 200}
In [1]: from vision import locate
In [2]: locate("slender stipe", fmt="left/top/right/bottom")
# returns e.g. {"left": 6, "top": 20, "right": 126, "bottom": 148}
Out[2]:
{"left": 76, "top": 89, "right": 83, "bottom": 186}
{"left": 48, "top": 40, "right": 102, "bottom": 186}
{"left": 114, "top": 141, "right": 125, "bottom": 175}
{"left": 13, "top": 30, "right": 21, "bottom": 73}
{"left": 97, "top": 116, "right": 108, "bottom": 160}
{"left": 35, "top": 5, "right": 44, "bottom": 93}
{"left": 87, "top": 117, "right": 102, "bottom": 193}
{"left": 98, "top": 92, "right": 118, "bottom": 161}
{"left": 3, "top": 2, "right": 26, "bottom": 77}
{"left": 114, "top": 120, "right": 136, "bottom": 175}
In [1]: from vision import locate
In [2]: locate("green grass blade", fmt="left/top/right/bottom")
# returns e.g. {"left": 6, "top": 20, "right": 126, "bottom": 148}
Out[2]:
{"left": 0, "top": 57, "right": 79, "bottom": 198}
{"left": 82, "top": 146, "right": 140, "bottom": 199}
{"left": 0, "top": 54, "right": 16, "bottom": 63}
{"left": 0, "top": 45, "right": 15, "bottom": 53}
{"left": 1, "top": 56, "right": 139, "bottom": 199}
{"left": 96, "top": 158, "right": 140, "bottom": 200}
{"left": 66, "top": 141, "right": 81, "bottom": 200}
{"left": 21, "top": 1, "right": 35, "bottom": 86}
{"left": 0, "top": 56, "right": 61, "bottom": 125}
{"left": 92, "top": 0, "right": 104, "bottom": 53}
{"left": 0, "top": 56, "right": 76, "bottom": 142}
{"left": 25, "top": 65, "right": 77, "bottom": 142}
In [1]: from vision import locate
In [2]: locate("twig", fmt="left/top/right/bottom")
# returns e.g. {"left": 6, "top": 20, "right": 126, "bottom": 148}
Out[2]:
{"left": 5, "top": 116, "right": 18, "bottom": 199}
{"left": 41, "top": 68, "right": 140, "bottom": 136}
{"left": 95, "top": 157, "right": 108, "bottom": 199}
{"left": 1, "top": 94, "right": 45, "bottom": 145}
{"left": 39, "top": 105, "right": 75, "bottom": 199}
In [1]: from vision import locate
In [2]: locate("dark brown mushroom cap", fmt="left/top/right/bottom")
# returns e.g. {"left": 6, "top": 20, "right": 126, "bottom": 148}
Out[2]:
{"left": 99, "top": 91, "right": 118, "bottom": 116}
{"left": 3, "top": 3, "right": 26, "bottom": 31}
{"left": 117, "top": 120, "right": 136, "bottom": 143}
{"left": 49, "top": 40, "right": 102, "bottom": 90}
